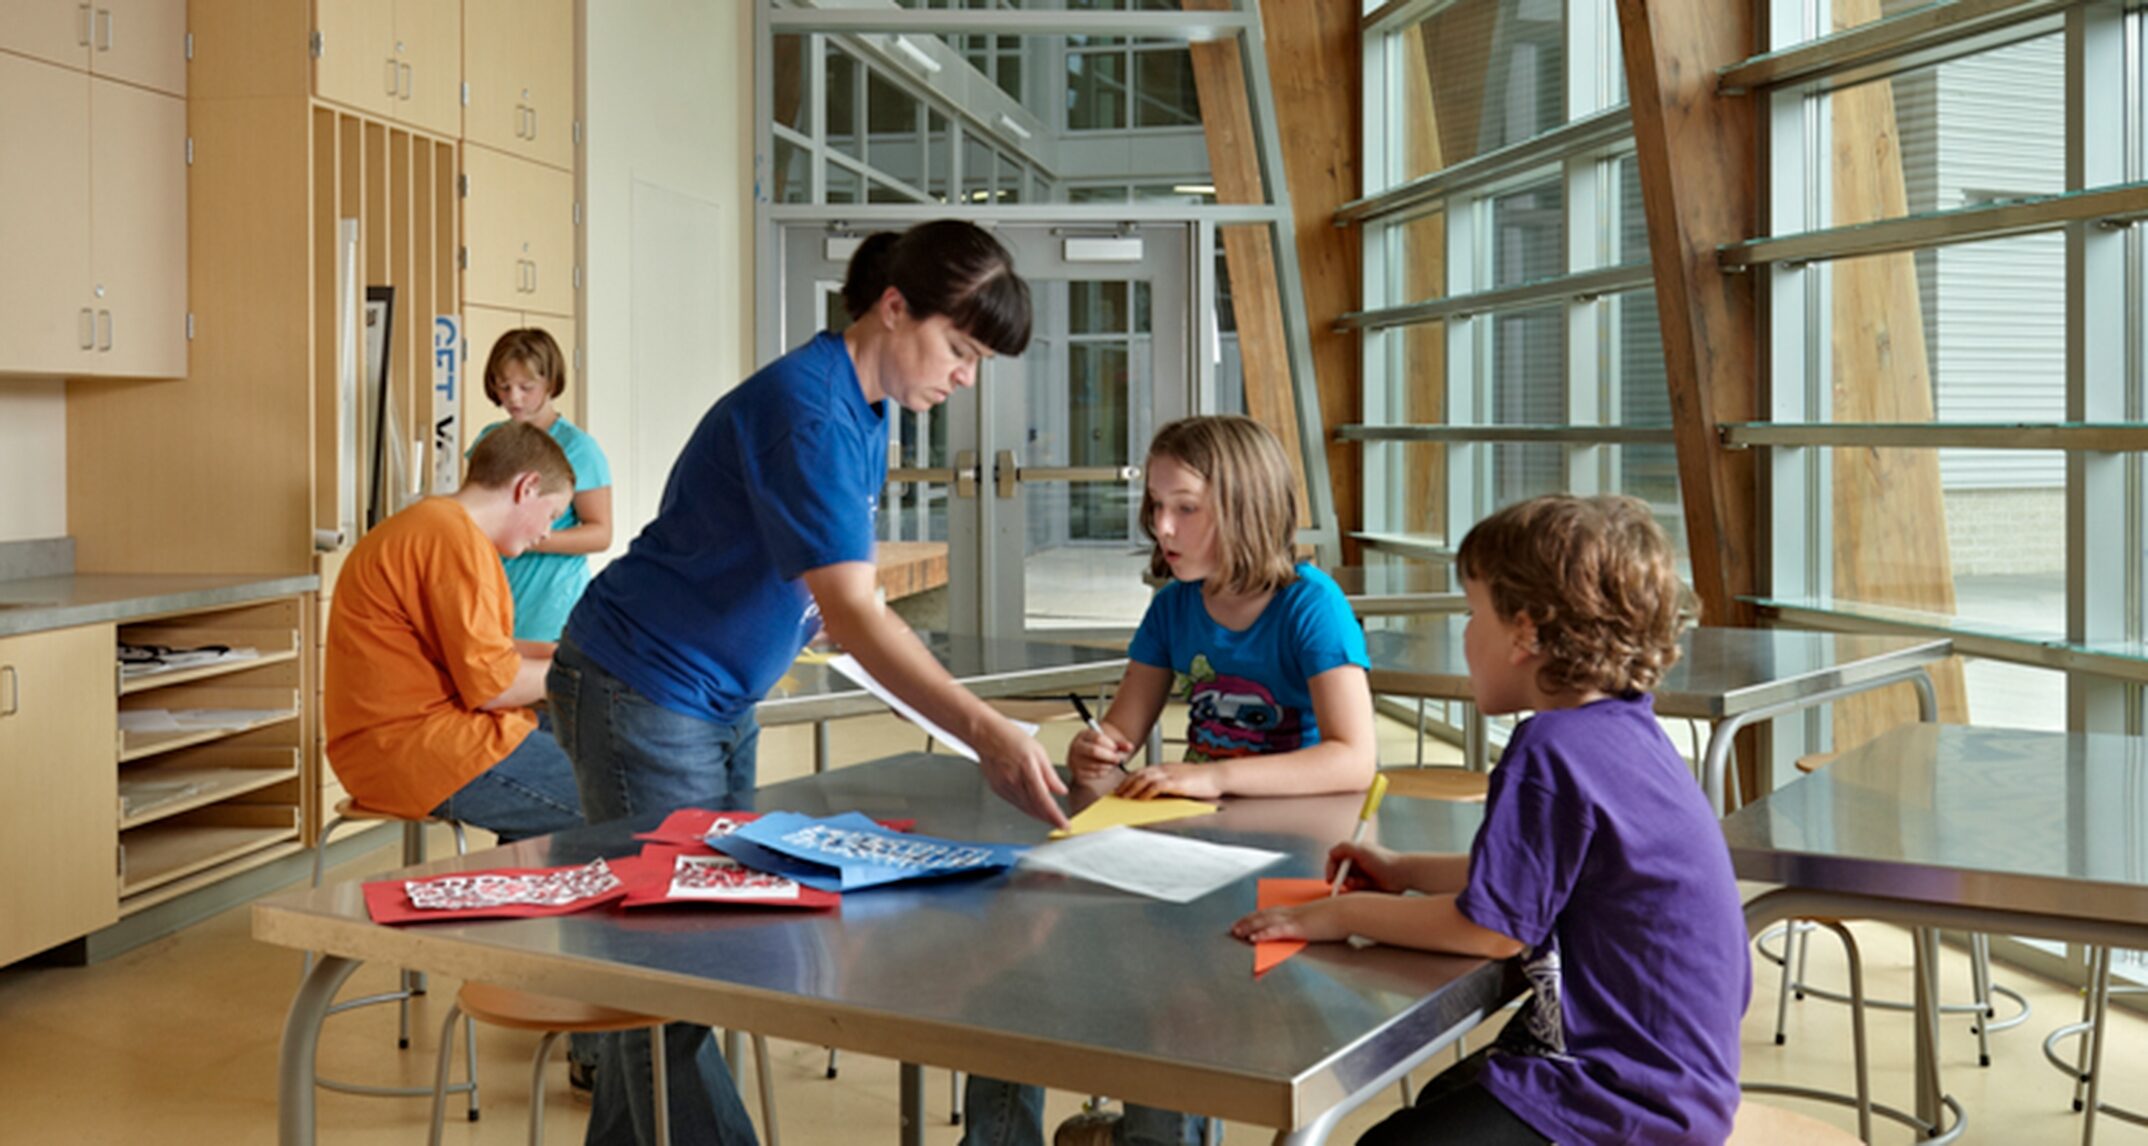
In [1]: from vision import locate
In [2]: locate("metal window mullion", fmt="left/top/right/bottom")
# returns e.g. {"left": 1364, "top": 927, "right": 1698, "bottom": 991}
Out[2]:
{"left": 1446, "top": 197, "right": 1481, "bottom": 538}
{"left": 1567, "top": 153, "right": 1604, "bottom": 496}
{"left": 755, "top": 5, "right": 782, "bottom": 366}
{"left": 2071, "top": 0, "right": 2131, "bottom": 733}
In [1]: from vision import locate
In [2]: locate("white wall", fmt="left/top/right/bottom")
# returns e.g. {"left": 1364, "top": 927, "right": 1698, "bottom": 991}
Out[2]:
{"left": 584, "top": 1, "right": 757, "bottom": 549}
{"left": 0, "top": 381, "right": 67, "bottom": 543}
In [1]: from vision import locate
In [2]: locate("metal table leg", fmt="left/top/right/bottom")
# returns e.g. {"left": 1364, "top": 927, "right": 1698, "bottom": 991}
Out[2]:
{"left": 279, "top": 953, "right": 362, "bottom": 1146}
{"left": 900, "top": 1061, "right": 926, "bottom": 1146}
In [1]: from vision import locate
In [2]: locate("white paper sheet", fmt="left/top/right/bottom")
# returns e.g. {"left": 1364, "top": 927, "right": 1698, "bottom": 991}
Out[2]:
{"left": 1018, "top": 825, "right": 1285, "bottom": 903}
{"left": 825, "top": 653, "right": 1036, "bottom": 762}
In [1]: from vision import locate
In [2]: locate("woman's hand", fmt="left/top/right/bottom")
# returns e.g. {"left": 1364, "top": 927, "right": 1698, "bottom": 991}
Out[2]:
{"left": 1231, "top": 896, "right": 1355, "bottom": 944}
{"left": 1114, "top": 762, "right": 1223, "bottom": 801}
{"left": 975, "top": 719, "right": 1070, "bottom": 829}
{"left": 1068, "top": 721, "right": 1135, "bottom": 787}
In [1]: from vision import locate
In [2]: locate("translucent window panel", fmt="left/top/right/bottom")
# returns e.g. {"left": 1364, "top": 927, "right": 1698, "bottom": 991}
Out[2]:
{"left": 1068, "top": 185, "right": 1131, "bottom": 203}
{"left": 962, "top": 138, "right": 996, "bottom": 205}
{"left": 1070, "top": 281, "right": 1130, "bottom": 335}
{"left": 1372, "top": 321, "right": 1450, "bottom": 541}
{"left": 1490, "top": 180, "right": 1564, "bottom": 287}
{"left": 825, "top": 160, "right": 864, "bottom": 205}
{"left": 771, "top": 36, "right": 808, "bottom": 136}
{"left": 865, "top": 70, "right": 922, "bottom": 190}
{"left": 1134, "top": 183, "right": 1214, "bottom": 204}
{"left": 1614, "top": 153, "right": 1647, "bottom": 266}
{"left": 1818, "top": 233, "right": 2065, "bottom": 494}
{"left": 1387, "top": 208, "right": 1447, "bottom": 306}
{"left": 995, "top": 48, "right": 1024, "bottom": 101}
{"left": 1390, "top": 0, "right": 1567, "bottom": 183}
{"left": 1958, "top": 657, "right": 2064, "bottom": 731}
{"left": 1068, "top": 340, "right": 1134, "bottom": 540}
{"left": 998, "top": 153, "right": 1025, "bottom": 203}
{"left": 771, "top": 137, "right": 810, "bottom": 204}
{"left": 1067, "top": 49, "right": 1128, "bottom": 131}
{"left": 1133, "top": 281, "right": 1152, "bottom": 335}
{"left": 1486, "top": 304, "right": 1566, "bottom": 507}
{"left": 867, "top": 178, "right": 918, "bottom": 204}
{"left": 825, "top": 44, "right": 859, "bottom": 160}
{"left": 924, "top": 112, "right": 953, "bottom": 203}
{"left": 1822, "top": 34, "right": 2062, "bottom": 230}
{"left": 1134, "top": 47, "right": 1201, "bottom": 128}
{"left": 1786, "top": 447, "right": 2069, "bottom": 639}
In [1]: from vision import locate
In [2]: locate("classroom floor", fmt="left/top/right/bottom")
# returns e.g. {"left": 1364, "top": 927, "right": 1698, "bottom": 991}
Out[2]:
{"left": 1, "top": 709, "right": 2142, "bottom": 1144}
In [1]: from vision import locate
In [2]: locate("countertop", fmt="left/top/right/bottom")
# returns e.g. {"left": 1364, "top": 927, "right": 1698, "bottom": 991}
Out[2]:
{"left": 0, "top": 573, "right": 319, "bottom": 637}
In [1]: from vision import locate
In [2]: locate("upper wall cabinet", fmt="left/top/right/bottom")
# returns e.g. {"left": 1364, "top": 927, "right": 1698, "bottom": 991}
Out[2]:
{"left": 0, "top": 0, "right": 187, "bottom": 98}
{"left": 312, "top": 0, "right": 461, "bottom": 139}
{"left": 462, "top": 145, "right": 574, "bottom": 315}
{"left": 0, "top": 46, "right": 184, "bottom": 379}
{"left": 463, "top": 0, "right": 571, "bottom": 171}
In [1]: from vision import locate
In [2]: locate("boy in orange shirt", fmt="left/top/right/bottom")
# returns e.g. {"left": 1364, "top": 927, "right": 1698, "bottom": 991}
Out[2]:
{"left": 324, "top": 421, "right": 583, "bottom": 842}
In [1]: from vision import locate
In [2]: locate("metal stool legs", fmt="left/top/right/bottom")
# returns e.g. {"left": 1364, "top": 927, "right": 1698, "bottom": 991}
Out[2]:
{"left": 1762, "top": 920, "right": 2027, "bottom": 1065}
{"left": 427, "top": 1008, "right": 671, "bottom": 1146}
{"left": 304, "top": 811, "right": 477, "bottom": 1101}
{"left": 2042, "top": 945, "right": 2146, "bottom": 1142}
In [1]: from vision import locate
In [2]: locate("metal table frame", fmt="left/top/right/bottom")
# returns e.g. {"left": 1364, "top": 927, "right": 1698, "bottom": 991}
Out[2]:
{"left": 261, "top": 755, "right": 1515, "bottom": 1146}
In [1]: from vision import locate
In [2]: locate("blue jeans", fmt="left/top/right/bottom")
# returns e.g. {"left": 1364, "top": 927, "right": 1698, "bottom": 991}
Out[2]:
{"left": 962, "top": 1076, "right": 1201, "bottom": 1146}
{"left": 430, "top": 712, "right": 583, "bottom": 844}
{"left": 549, "top": 637, "right": 762, "bottom": 1146}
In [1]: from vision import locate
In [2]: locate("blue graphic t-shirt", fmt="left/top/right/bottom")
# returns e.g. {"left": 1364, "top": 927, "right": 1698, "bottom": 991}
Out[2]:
{"left": 565, "top": 332, "right": 886, "bottom": 724}
{"left": 473, "top": 415, "right": 612, "bottom": 642}
{"left": 1126, "top": 564, "right": 1369, "bottom": 760}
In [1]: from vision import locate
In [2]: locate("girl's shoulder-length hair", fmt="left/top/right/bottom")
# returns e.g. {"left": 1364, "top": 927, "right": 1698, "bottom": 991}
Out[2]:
{"left": 1141, "top": 415, "right": 1301, "bottom": 596}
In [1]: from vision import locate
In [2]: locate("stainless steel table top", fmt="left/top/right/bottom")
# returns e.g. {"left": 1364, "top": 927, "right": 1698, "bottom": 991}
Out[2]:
{"left": 1366, "top": 620, "right": 1950, "bottom": 721}
{"left": 758, "top": 632, "right": 1128, "bottom": 725}
{"left": 1325, "top": 565, "right": 1462, "bottom": 618}
{"left": 256, "top": 754, "right": 1508, "bottom": 1132}
{"left": 1721, "top": 723, "right": 2148, "bottom": 931}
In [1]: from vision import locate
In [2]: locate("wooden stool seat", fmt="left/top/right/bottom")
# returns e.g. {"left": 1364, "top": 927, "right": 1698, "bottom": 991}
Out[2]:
{"left": 455, "top": 982, "right": 664, "bottom": 1034}
{"left": 1727, "top": 1101, "right": 1863, "bottom": 1145}
{"left": 332, "top": 795, "right": 447, "bottom": 824}
{"left": 1382, "top": 768, "right": 1491, "bottom": 803}
{"left": 1793, "top": 751, "right": 1840, "bottom": 774}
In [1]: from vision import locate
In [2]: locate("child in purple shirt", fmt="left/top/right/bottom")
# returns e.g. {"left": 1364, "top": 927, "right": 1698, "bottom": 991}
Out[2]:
{"left": 1234, "top": 494, "right": 1751, "bottom": 1144}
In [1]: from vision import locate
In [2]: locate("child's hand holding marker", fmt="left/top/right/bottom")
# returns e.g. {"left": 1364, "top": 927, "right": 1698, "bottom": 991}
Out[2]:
{"left": 1329, "top": 773, "right": 1390, "bottom": 895}
{"left": 1067, "top": 693, "right": 1136, "bottom": 784}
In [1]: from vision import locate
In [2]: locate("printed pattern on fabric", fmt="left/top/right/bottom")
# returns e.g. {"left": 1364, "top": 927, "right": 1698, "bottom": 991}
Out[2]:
{"left": 1176, "top": 653, "right": 1306, "bottom": 760}
{"left": 1493, "top": 944, "right": 1575, "bottom": 1062}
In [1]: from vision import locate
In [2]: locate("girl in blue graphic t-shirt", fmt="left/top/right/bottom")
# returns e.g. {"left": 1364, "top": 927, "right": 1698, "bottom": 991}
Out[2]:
{"left": 963, "top": 416, "right": 1378, "bottom": 1146}
{"left": 1233, "top": 495, "right": 1750, "bottom": 1146}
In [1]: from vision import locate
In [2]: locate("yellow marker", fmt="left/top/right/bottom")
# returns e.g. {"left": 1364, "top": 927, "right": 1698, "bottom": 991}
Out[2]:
{"left": 1329, "top": 773, "right": 1390, "bottom": 897}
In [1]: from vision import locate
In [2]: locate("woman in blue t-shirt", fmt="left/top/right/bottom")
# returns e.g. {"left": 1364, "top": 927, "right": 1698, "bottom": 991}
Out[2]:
{"left": 549, "top": 220, "right": 1065, "bottom": 1146}
{"left": 471, "top": 326, "right": 612, "bottom": 644}
{"left": 964, "top": 415, "right": 1378, "bottom": 1146}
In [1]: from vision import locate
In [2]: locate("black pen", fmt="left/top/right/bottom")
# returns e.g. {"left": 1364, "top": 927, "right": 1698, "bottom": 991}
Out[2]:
{"left": 1069, "top": 693, "right": 1133, "bottom": 773}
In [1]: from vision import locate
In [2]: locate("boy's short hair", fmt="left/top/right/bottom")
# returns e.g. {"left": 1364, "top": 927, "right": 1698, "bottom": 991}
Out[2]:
{"left": 464, "top": 421, "right": 575, "bottom": 496}
{"left": 1456, "top": 494, "right": 1686, "bottom": 697}
{"left": 1141, "top": 415, "right": 1299, "bottom": 597}
{"left": 483, "top": 328, "right": 568, "bottom": 404}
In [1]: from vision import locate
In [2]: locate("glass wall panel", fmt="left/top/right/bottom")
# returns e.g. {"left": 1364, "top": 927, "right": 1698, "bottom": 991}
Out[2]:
{"left": 1392, "top": 0, "right": 1567, "bottom": 182}
{"left": 1490, "top": 179, "right": 1565, "bottom": 286}
{"left": 1390, "top": 209, "right": 1447, "bottom": 306}
{"left": 825, "top": 160, "right": 863, "bottom": 204}
{"left": 1822, "top": 34, "right": 2063, "bottom": 230}
{"left": 1134, "top": 48, "right": 1201, "bottom": 127}
{"left": 865, "top": 70, "right": 922, "bottom": 190}
{"left": 825, "top": 43, "right": 859, "bottom": 160}
{"left": 1067, "top": 49, "right": 1128, "bottom": 131}
{"left": 772, "top": 137, "right": 810, "bottom": 204}
{"left": 772, "top": 35, "right": 808, "bottom": 136}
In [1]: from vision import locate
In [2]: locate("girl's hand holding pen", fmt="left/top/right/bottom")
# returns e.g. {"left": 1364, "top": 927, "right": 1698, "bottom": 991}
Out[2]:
{"left": 1068, "top": 721, "right": 1135, "bottom": 786}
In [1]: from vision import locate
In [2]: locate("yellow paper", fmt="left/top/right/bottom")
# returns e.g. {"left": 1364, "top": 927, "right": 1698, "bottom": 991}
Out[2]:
{"left": 794, "top": 647, "right": 838, "bottom": 665}
{"left": 1049, "top": 795, "right": 1220, "bottom": 839}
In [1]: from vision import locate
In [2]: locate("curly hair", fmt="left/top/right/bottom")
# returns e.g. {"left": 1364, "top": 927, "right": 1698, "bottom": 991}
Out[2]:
{"left": 1455, "top": 494, "right": 1688, "bottom": 698}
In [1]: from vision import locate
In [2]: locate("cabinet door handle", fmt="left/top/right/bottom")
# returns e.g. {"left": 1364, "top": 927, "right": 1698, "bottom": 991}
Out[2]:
{"left": 79, "top": 307, "right": 95, "bottom": 350}
{"left": 528, "top": 106, "right": 538, "bottom": 140}
{"left": 77, "top": 4, "right": 91, "bottom": 46}
{"left": 96, "top": 8, "right": 112, "bottom": 51}
{"left": 400, "top": 63, "right": 412, "bottom": 101}
{"left": 97, "top": 309, "right": 113, "bottom": 351}
{"left": 1, "top": 666, "right": 17, "bottom": 718}
{"left": 385, "top": 57, "right": 399, "bottom": 96}
{"left": 528, "top": 260, "right": 537, "bottom": 293}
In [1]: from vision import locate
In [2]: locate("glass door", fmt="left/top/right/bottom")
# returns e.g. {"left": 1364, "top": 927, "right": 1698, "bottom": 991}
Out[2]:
{"left": 780, "top": 221, "right": 1192, "bottom": 641}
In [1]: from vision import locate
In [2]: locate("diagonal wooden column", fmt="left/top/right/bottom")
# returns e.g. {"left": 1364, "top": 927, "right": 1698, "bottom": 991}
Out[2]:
{"left": 1615, "top": 0, "right": 1760, "bottom": 632}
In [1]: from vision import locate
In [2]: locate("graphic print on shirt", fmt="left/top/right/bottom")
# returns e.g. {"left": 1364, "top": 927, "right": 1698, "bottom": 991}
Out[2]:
{"left": 1176, "top": 654, "right": 1304, "bottom": 760}
{"left": 1493, "top": 941, "right": 1576, "bottom": 1062}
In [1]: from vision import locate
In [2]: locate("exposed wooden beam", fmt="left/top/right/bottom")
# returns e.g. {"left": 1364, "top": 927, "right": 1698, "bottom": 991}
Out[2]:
{"left": 1615, "top": 0, "right": 1761, "bottom": 631}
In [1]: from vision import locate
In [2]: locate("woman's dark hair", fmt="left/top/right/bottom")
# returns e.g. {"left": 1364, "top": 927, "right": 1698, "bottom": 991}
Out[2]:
{"left": 840, "top": 220, "right": 1032, "bottom": 355}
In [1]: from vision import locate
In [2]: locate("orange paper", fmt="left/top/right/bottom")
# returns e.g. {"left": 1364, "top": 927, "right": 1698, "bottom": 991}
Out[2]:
{"left": 1253, "top": 878, "right": 1331, "bottom": 977}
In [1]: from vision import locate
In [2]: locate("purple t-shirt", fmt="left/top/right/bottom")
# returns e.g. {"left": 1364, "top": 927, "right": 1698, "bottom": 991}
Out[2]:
{"left": 1456, "top": 694, "right": 1750, "bottom": 1144}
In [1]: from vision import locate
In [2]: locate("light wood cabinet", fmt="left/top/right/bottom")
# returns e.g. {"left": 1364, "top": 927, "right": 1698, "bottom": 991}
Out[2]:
{"left": 0, "top": 625, "right": 119, "bottom": 968}
{"left": 0, "top": 0, "right": 186, "bottom": 97}
{"left": 0, "top": 49, "right": 184, "bottom": 379}
{"left": 312, "top": 0, "right": 461, "bottom": 139}
{"left": 463, "top": 143, "right": 574, "bottom": 315}
{"left": 463, "top": 0, "right": 571, "bottom": 171}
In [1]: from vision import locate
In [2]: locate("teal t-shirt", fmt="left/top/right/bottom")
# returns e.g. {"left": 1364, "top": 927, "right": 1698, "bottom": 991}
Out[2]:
{"left": 472, "top": 415, "right": 612, "bottom": 641}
